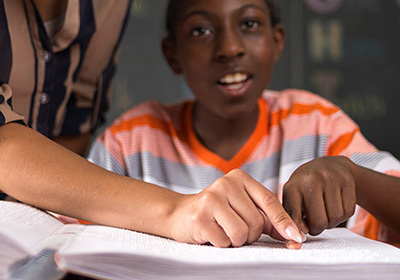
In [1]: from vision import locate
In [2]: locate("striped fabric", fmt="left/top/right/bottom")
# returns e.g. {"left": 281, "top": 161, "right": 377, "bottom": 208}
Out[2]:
{"left": 88, "top": 89, "right": 400, "bottom": 244}
{"left": 0, "top": 0, "right": 131, "bottom": 137}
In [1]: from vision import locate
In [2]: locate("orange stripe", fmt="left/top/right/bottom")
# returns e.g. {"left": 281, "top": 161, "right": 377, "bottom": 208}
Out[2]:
{"left": 385, "top": 170, "right": 400, "bottom": 177}
{"left": 363, "top": 214, "right": 380, "bottom": 240}
{"left": 109, "top": 114, "right": 178, "bottom": 138}
{"left": 77, "top": 219, "right": 93, "bottom": 224}
{"left": 328, "top": 129, "right": 359, "bottom": 156}
{"left": 270, "top": 102, "right": 340, "bottom": 127}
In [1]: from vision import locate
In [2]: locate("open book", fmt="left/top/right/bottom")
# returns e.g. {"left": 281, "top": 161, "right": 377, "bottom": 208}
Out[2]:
{"left": 1, "top": 201, "right": 400, "bottom": 280}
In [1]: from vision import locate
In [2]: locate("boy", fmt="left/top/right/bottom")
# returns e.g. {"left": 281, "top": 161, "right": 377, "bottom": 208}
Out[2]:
{"left": 89, "top": 0, "right": 400, "bottom": 245}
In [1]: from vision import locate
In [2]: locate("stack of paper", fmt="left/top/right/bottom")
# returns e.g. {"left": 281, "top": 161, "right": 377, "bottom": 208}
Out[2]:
{"left": 1, "top": 201, "right": 400, "bottom": 280}
{"left": 56, "top": 225, "right": 400, "bottom": 280}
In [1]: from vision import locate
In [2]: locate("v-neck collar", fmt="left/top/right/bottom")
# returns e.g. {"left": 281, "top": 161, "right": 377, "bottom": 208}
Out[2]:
{"left": 184, "top": 98, "right": 268, "bottom": 174}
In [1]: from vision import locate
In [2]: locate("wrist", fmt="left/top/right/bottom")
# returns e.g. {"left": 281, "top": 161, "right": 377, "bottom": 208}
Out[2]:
{"left": 163, "top": 192, "right": 192, "bottom": 241}
{"left": 340, "top": 156, "right": 363, "bottom": 203}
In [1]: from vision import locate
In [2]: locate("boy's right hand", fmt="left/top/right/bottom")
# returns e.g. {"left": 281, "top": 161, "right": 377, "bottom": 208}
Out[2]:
{"left": 282, "top": 156, "right": 356, "bottom": 236}
{"left": 168, "top": 169, "right": 304, "bottom": 248}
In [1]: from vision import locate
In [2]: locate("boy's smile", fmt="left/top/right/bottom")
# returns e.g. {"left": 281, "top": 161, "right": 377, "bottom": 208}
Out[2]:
{"left": 163, "top": 0, "right": 285, "bottom": 120}
{"left": 217, "top": 72, "right": 252, "bottom": 97}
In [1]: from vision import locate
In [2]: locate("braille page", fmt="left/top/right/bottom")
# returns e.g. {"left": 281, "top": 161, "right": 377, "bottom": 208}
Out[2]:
{"left": 0, "top": 201, "right": 63, "bottom": 256}
{"left": 0, "top": 201, "right": 65, "bottom": 279}
{"left": 57, "top": 226, "right": 400, "bottom": 280}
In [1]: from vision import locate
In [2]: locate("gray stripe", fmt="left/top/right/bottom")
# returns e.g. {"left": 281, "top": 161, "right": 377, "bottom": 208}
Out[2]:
{"left": 88, "top": 141, "right": 126, "bottom": 176}
{"left": 281, "top": 134, "right": 328, "bottom": 164}
{"left": 123, "top": 135, "right": 330, "bottom": 189}
{"left": 126, "top": 152, "right": 282, "bottom": 190}
{"left": 125, "top": 152, "right": 224, "bottom": 189}
{"left": 241, "top": 135, "right": 328, "bottom": 183}
{"left": 241, "top": 152, "right": 281, "bottom": 183}
{"left": 351, "top": 151, "right": 396, "bottom": 169}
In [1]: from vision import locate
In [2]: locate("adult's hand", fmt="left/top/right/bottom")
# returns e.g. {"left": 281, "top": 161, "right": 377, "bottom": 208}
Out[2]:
{"left": 168, "top": 169, "right": 304, "bottom": 248}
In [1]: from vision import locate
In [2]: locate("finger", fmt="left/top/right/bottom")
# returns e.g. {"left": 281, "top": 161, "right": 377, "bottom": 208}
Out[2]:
{"left": 282, "top": 185, "right": 303, "bottom": 232}
{"left": 227, "top": 188, "right": 265, "bottom": 244}
{"left": 201, "top": 221, "right": 231, "bottom": 248}
{"left": 259, "top": 210, "right": 285, "bottom": 241}
{"left": 285, "top": 240, "right": 303, "bottom": 250}
{"left": 324, "top": 185, "right": 345, "bottom": 228}
{"left": 261, "top": 210, "right": 307, "bottom": 246}
{"left": 301, "top": 219, "right": 309, "bottom": 234}
{"left": 214, "top": 202, "right": 250, "bottom": 247}
{"left": 235, "top": 171, "right": 303, "bottom": 243}
{"left": 303, "top": 190, "right": 328, "bottom": 235}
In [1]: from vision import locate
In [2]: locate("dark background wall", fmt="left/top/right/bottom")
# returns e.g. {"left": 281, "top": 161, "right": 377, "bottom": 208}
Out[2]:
{"left": 102, "top": 0, "right": 400, "bottom": 159}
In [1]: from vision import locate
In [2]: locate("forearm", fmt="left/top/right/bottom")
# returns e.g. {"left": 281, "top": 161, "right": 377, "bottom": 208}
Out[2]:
{"left": 350, "top": 160, "right": 400, "bottom": 233}
{"left": 0, "top": 123, "right": 180, "bottom": 237}
{"left": 53, "top": 132, "right": 93, "bottom": 157}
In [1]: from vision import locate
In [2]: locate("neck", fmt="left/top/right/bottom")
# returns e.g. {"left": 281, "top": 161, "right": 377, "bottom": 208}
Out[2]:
{"left": 193, "top": 102, "right": 260, "bottom": 161}
{"left": 33, "top": 0, "right": 68, "bottom": 21}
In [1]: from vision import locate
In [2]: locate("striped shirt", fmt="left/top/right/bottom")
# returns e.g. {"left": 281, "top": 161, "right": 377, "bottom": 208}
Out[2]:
{"left": 0, "top": 0, "right": 131, "bottom": 137}
{"left": 88, "top": 89, "right": 400, "bottom": 244}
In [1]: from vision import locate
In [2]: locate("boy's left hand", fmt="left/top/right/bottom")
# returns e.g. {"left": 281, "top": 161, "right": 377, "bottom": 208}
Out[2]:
{"left": 282, "top": 156, "right": 356, "bottom": 235}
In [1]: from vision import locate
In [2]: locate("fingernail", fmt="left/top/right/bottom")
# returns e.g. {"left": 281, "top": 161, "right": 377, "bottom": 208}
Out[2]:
{"left": 285, "top": 240, "right": 302, "bottom": 250}
{"left": 285, "top": 226, "right": 303, "bottom": 243}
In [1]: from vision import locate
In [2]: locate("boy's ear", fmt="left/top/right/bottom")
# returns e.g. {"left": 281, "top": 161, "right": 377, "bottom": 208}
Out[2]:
{"left": 272, "top": 24, "right": 285, "bottom": 63}
{"left": 162, "top": 38, "right": 182, "bottom": 74}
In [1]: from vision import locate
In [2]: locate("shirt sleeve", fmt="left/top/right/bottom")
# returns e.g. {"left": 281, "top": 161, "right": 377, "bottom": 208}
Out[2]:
{"left": 0, "top": 1, "right": 25, "bottom": 127}
{"left": 326, "top": 109, "right": 400, "bottom": 244}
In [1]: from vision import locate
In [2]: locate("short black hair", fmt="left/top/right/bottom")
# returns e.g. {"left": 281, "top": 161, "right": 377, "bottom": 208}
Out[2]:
{"left": 165, "top": 0, "right": 282, "bottom": 39}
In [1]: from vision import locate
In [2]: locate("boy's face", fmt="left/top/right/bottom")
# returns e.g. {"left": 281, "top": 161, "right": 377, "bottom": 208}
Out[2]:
{"left": 163, "top": 0, "right": 285, "bottom": 119}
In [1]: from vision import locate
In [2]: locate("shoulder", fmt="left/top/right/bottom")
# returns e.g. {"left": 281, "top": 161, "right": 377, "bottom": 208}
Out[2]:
{"left": 262, "top": 89, "right": 340, "bottom": 114}
{"left": 92, "top": 0, "right": 131, "bottom": 15}
{"left": 91, "top": 0, "right": 131, "bottom": 30}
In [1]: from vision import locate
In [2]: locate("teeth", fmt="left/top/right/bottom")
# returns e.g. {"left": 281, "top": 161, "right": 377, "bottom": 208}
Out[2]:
{"left": 225, "top": 83, "right": 243, "bottom": 90}
{"left": 219, "top": 73, "right": 248, "bottom": 85}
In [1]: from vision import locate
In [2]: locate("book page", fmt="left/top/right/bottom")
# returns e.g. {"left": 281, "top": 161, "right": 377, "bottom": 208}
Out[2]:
{"left": 58, "top": 226, "right": 400, "bottom": 265}
{"left": 56, "top": 226, "right": 400, "bottom": 280}
{"left": 0, "top": 201, "right": 63, "bottom": 256}
{"left": 0, "top": 201, "right": 64, "bottom": 279}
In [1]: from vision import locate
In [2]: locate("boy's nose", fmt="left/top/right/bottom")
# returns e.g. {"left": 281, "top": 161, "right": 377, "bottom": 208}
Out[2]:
{"left": 214, "top": 29, "right": 245, "bottom": 61}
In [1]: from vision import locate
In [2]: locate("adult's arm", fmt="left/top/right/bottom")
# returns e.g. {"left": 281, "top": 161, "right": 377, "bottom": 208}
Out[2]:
{"left": 53, "top": 133, "right": 92, "bottom": 157}
{"left": 0, "top": 123, "right": 174, "bottom": 235}
{"left": 0, "top": 123, "right": 303, "bottom": 247}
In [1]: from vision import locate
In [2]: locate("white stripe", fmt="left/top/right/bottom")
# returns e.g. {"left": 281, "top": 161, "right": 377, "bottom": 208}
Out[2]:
{"left": 373, "top": 156, "right": 400, "bottom": 173}
{"left": 279, "top": 158, "right": 314, "bottom": 186}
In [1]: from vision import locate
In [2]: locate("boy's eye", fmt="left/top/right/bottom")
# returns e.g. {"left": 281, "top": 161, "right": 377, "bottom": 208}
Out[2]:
{"left": 191, "top": 26, "right": 211, "bottom": 37}
{"left": 241, "top": 20, "right": 260, "bottom": 29}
